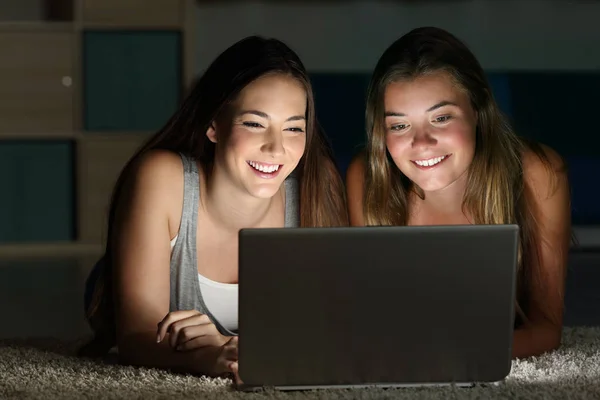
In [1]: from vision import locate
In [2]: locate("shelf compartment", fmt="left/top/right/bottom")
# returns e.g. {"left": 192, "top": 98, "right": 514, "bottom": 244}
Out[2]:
{"left": 0, "top": 140, "right": 75, "bottom": 243}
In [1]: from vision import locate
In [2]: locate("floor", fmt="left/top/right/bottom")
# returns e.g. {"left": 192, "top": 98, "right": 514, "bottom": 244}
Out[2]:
{"left": 0, "top": 251, "right": 598, "bottom": 340}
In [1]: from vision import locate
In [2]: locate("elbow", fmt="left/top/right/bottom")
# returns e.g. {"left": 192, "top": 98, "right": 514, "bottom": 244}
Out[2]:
{"left": 527, "top": 339, "right": 560, "bottom": 359}
{"left": 115, "top": 332, "right": 152, "bottom": 367}
{"left": 513, "top": 323, "right": 562, "bottom": 359}
{"left": 536, "top": 337, "right": 560, "bottom": 356}
{"left": 115, "top": 337, "right": 139, "bottom": 367}
{"left": 545, "top": 329, "right": 562, "bottom": 352}
{"left": 540, "top": 320, "right": 563, "bottom": 353}
{"left": 543, "top": 328, "right": 563, "bottom": 355}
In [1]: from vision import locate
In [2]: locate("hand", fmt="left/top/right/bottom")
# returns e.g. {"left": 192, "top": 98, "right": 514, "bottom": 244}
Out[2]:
{"left": 215, "top": 336, "right": 242, "bottom": 384}
{"left": 156, "top": 310, "right": 229, "bottom": 351}
{"left": 229, "top": 360, "right": 243, "bottom": 387}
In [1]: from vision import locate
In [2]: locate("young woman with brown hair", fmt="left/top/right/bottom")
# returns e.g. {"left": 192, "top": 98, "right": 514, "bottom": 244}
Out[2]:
{"left": 80, "top": 36, "right": 348, "bottom": 379}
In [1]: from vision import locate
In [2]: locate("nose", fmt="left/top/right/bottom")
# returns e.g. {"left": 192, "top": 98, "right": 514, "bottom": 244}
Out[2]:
{"left": 261, "top": 128, "right": 285, "bottom": 157}
{"left": 411, "top": 127, "right": 437, "bottom": 149}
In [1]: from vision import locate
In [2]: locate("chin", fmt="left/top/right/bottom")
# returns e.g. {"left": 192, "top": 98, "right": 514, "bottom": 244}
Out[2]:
{"left": 400, "top": 170, "right": 452, "bottom": 193}
{"left": 246, "top": 184, "right": 283, "bottom": 200}
{"left": 412, "top": 174, "right": 466, "bottom": 193}
{"left": 414, "top": 181, "right": 449, "bottom": 193}
{"left": 239, "top": 160, "right": 289, "bottom": 198}
{"left": 399, "top": 161, "right": 468, "bottom": 194}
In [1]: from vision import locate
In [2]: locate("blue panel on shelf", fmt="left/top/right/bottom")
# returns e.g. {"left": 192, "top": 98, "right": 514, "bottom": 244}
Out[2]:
{"left": 0, "top": 141, "right": 74, "bottom": 242}
{"left": 84, "top": 31, "right": 182, "bottom": 132}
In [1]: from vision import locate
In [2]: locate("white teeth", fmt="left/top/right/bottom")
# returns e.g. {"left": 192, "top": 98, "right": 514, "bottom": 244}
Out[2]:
{"left": 248, "top": 161, "right": 280, "bottom": 173}
{"left": 414, "top": 155, "right": 447, "bottom": 167}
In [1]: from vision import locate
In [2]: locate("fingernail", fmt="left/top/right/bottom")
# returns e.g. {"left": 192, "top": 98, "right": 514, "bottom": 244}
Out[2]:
{"left": 156, "top": 334, "right": 161, "bottom": 343}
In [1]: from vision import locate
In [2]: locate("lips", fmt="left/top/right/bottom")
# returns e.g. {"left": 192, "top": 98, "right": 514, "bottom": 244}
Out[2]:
{"left": 411, "top": 154, "right": 451, "bottom": 169}
{"left": 247, "top": 160, "right": 281, "bottom": 173}
{"left": 247, "top": 160, "right": 283, "bottom": 179}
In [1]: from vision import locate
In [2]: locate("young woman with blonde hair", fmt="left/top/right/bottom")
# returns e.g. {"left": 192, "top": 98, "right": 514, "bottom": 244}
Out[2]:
{"left": 346, "top": 27, "right": 571, "bottom": 359}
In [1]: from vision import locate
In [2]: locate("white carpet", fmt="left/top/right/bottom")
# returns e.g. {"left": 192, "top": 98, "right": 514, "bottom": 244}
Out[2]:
{"left": 1, "top": 327, "right": 600, "bottom": 399}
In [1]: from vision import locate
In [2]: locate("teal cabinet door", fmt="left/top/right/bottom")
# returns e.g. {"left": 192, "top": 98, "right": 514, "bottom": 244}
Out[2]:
{"left": 0, "top": 141, "right": 74, "bottom": 242}
{"left": 84, "top": 31, "right": 182, "bottom": 132}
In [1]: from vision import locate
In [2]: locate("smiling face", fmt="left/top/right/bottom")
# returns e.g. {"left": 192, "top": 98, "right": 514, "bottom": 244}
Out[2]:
{"left": 383, "top": 71, "right": 478, "bottom": 193}
{"left": 208, "top": 73, "right": 307, "bottom": 199}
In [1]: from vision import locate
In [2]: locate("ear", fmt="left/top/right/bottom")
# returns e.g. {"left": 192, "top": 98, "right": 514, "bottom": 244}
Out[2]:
{"left": 206, "top": 122, "right": 217, "bottom": 143}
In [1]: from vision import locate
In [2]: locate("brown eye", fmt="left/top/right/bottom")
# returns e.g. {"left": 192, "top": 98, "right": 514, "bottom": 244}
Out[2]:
{"left": 391, "top": 124, "right": 407, "bottom": 131}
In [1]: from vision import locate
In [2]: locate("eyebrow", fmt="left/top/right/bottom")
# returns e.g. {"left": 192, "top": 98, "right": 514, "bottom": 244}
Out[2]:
{"left": 238, "top": 110, "right": 306, "bottom": 122}
{"left": 384, "top": 100, "right": 459, "bottom": 117}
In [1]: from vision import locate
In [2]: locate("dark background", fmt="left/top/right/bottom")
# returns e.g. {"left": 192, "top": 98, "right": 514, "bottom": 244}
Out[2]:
{"left": 0, "top": 0, "right": 598, "bottom": 341}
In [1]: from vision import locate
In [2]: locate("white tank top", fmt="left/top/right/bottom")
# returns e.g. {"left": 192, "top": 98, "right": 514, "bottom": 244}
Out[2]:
{"left": 170, "top": 235, "right": 238, "bottom": 332}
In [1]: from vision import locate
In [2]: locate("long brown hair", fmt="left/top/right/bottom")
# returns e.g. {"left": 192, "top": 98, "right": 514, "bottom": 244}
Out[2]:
{"left": 363, "top": 27, "right": 567, "bottom": 326}
{"left": 81, "top": 36, "right": 348, "bottom": 356}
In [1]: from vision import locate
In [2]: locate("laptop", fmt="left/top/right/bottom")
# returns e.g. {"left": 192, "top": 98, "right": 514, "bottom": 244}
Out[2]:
{"left": 237, "top": 224, "right": 519, "bottom": 391}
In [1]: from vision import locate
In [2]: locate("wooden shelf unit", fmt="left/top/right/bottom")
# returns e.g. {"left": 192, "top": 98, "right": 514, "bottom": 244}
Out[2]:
{"left": 0, "top": 0, "right": 195, "bottom": 257}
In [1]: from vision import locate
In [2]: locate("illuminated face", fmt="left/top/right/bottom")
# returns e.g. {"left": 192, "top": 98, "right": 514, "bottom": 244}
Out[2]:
{"left": 209, "top": 73, "right": 307, "bottom": 198}
{"left": 384, "top": 71, "right": 477, "bottom": 193}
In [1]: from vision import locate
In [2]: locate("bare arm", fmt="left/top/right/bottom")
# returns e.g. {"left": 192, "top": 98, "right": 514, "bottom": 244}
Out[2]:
{"left": 111, "top": 150, "right": 226, "bottom": 375}
{"left": 512, "top": 145, "right": 571, "bottom": 359}
{"left": 345, "top": 150, "right": 367, "bottom": 226}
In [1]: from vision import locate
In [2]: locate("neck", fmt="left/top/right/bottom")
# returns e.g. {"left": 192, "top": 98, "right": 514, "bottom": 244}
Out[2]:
{"left": 417, "top": 172, "right": 469, "bottom": 216}
{"left": 201, "top": 165, "right": 276, "bottom": 231}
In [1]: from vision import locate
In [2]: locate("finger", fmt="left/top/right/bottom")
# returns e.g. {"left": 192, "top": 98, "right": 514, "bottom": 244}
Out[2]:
{"left": 221, "top": 341, "right": 239, "bottom": 361}
{"left": 222, "top": 336, "right": 238, "bottom": 350}
{"left": 156, "top": 310, "right": 201, "bottom": 342}
{"left": 214, "top": 355, "right": 234, "bottom": 377}
{"left": 168, "top": 315, "right": 213, "bottom": 348}
{"left": 175, "top": 328, "right": 226, "bottom": 351}
{"left": 156, "top": 310, "right": 204, "bottom": 343}
{"left": 230, "top": 362, "right": 244, "bottom": 386}
{"left": 213, "top": 341, "right": 239, "bottom": 377}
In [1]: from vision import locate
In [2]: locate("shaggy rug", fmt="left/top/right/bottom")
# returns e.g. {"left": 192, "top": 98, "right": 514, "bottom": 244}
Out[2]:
{"left": 1, "top": 327, "right": 600, "bottom": 399}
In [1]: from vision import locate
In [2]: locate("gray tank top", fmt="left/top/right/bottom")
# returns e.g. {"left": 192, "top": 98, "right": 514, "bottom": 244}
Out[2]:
{"left": 169, "top": 153, "right": 299, "bottom": 336}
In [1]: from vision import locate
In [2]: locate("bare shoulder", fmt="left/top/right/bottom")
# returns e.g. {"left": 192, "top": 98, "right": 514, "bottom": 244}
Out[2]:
{"left": 522, "top": 142, "right": 568, "bottom": 200}
{"left": 346, "top": 149, "right": 367, "bottom": 188}
{"left": 521, "top": 141, "right": 571, "bottom": 255}
{"left": 116, "top": 149, "right": 185, "bottom": 236}
{"left": 345, "top": 149, "right": 368, "bottom": 226}
{"left": 129, "top": 149, "right": 184, "bottom": 188}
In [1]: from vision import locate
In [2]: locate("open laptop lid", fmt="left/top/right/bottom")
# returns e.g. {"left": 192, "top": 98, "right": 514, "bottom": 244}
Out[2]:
{"left": 237, "top": 225, "right": 519, "bottom": 390}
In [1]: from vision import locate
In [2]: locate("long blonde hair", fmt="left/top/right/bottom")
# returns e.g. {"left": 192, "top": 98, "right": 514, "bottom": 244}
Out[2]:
{"left": 364, "top": 27, "right": 566, "bottom": 325}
